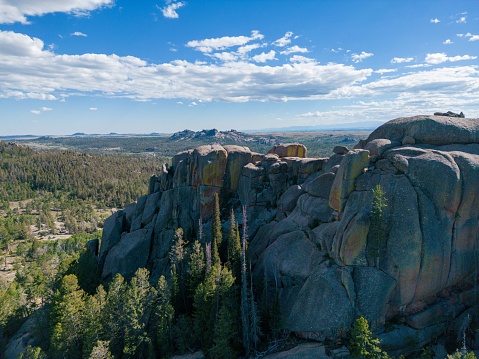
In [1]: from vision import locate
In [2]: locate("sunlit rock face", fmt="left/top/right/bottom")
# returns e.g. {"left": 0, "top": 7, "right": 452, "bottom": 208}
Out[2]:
{"left": 99, "top": 115, "right": 479, "bottom": 350}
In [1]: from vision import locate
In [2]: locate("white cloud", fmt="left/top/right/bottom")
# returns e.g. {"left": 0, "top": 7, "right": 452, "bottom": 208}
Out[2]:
{"left": 425, "top": 52, "right": 477, "bottom": 65}
{"left": 3, "top": 29, "right": 479, "bottom": 113}
{"left": 280, "top": 45, "right": 308, "bottom": 55}
{"left": 89, "top": 107, "right": 97, "bottom": 110}
{"left": 252, "top": 50, "right": 276, "bottom": 63}
{"left": 469, "top": 35, "right": 479, "bottom": 42}
{"left": 375, "top": 69, "right": 397, "bottom": 74}
{"left": 212, "top": 52, "right": 237, "bottom": 62}
{"left": 71, "top": 31, "right": 87, "bottom": 37}
{"left": 273, "top": 32, "right": 293, "bottom": 47}
{"left": 391, "top": 57, "right": 414, "bottom": 64}
{"left": 443, "top": 39, "right": 453, "bottom": 45}
{"left": 41, "top": 107, "right": 52, "bottom": 111}
{"left": 0, "top": 31, "right": 374, "bottom": 103}
{"left": 160, "top": 1, "right": 186, "bottom": 19}
{"left": 457, "top": 33, "right": 464, "bottom": 38}
{"left": 0, "top": 0, "right": 114, "bottom": 24}
{"left": 430, "top": 18, "right": 440, "bottom": 24}
{"left": 187, "top": 30, "right": 263, "bottom": 53}
{"left": 351, "top": 51, "right": 373, "bottom": 63}
{"left": 30, "top": 110, "right": 41, "bottom": 114}
{"left": 289, "top": 55, "right": 315, "bottom": 63}
{"left": 189, "top": 101, "right": 197, "bottom": 106}
{"left": 457, "top": 16, "right": 466, "bottom": 23}
{"left": 237, "top": 43, "right": 261, "bottom": 55}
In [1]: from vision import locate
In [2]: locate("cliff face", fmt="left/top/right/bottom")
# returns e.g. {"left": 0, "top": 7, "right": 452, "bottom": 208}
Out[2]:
{"left": 98, "top": 115, "right": 479, "bottom": 349}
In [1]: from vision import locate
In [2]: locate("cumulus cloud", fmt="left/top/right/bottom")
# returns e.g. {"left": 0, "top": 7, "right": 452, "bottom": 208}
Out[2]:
{"left": 3, "top": 29, "right": 479, "bottom": 113}
{"left": 41, "top": 107, "right": 52, "bottom": 111}
{"left": 89, "top": 107, "right": 97, "bottom": 110}
{"left": 252, "top": 50, "right": 276, "bottom": 63}
{"left": 467, "top": 34, "right": 479, "bottom": 42}
{"left": 391, "top": 57, "right": 414, "bottom": 64}
{"left": 212, "top": 52, "right": 237, "bottom": 62}
{"left": 280, "top": 45, "right": 308, "bottom": 55}
{"left": 30, "top": 110, "right": 41, "bottom": 115}
{"left": 187, "top": 30, "right": 263, "bottom": 53}
{"left": 289, "top": 55, "right": 315, "bottom": 63}
{"left": 351, "top": 51, "right": 373, "bottom": 63}
{"left": 430, "top": 18, "right": 440, "bottom": 23}
{"left": 375, "top": 69, "right": 397, "bottom": 74}
{"left": 273, "top": 32, "right": 293, "bottom": 47}
{"left": 160, "top": 1, "right": 186, "bottom": 19}
{"left": 425, "top": 52, "right": 477, "bottom": 65}
{"left": 456, "top": 16, "right": 466, "bottom": 23}
{"left": 0, "top": 31, "right": 374, "bottom": 103}
{"left": 443, "top": 39, "right": 453, "bottom": 45}
{"left": 0, "top": 0, "right": 114, "bottom": 24}
{"left": 71, "top": 31, "right": 87, "bottom": 37}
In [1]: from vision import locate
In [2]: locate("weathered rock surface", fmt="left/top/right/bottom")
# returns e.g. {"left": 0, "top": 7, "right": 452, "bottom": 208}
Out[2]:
{"left": 263, "top": 342, "right": 331, "bottom": 359}
{"left": 98, "top": 115, "right": 479, "bottom": 352}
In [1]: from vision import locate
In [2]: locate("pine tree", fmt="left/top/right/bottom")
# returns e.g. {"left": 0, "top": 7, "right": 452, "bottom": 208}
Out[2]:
{"left": 211, "top": 193, "right": 222, "bottom": 266}
{"left": 50, "top": 274, "right": 86, "bottom": 359}
{"left": 82, "top": 285, "right": 106, "bottom": 358}
{"left": 187, "top": 240, "right": 205, "bottom": 300}
{"left": 370, "top": 184, "right": 387, "bottom": 268}
{"left": 227, "top": 210, "right": 241, "bottom": 278}
{"left": 103, "top": 273, "right": 126, "bottom": 358}
{"left": 153, "top": 275, "right": 175, "bottom": 358}
{"left": 349, "top": 316, "right": 389, "bottom": 359}
{"left": 122, "top": 268, "right": 155, "bottom": 358}
{"left": 211, "top": 304, "right": 238, "bottom": 359}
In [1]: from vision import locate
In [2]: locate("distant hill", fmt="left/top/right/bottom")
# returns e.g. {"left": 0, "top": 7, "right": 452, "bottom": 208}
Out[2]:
{"left": 170, "top": 128, "right": 278, "bottom": 145}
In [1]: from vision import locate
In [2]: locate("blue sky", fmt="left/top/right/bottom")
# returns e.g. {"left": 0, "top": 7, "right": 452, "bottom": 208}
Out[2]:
{"left": 0, "top": 0, "right": 478, "bottom": 135}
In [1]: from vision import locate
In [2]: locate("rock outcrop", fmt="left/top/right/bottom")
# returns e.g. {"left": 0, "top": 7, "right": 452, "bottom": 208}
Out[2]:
{"left": 98, "top": 115, "right": 479, "bottom": 351}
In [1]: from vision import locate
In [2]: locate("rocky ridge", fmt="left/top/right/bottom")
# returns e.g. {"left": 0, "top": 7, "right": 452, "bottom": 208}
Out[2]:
{"left": 97, "top": 115, "right": 479, "bottom": 352}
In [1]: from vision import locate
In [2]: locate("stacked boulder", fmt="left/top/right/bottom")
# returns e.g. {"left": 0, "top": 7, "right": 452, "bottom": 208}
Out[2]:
{"left": 98, "top": 115, "right": 479, "bottom": 352}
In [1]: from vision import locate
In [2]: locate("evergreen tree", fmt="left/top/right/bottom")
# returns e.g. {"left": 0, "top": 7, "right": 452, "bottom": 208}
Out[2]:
{"left": 103, "top": 273, "right": 126, "bottom": 358}
{"left": 370, "top": 184, "right": 387, "bottom": 267}
{"left": 82, "top": 285, "right": 107, "bottom": 358}
{"left": 227, "top": 210, "right": 241, "bottom": 278}
{"left": 122, "top": 268, "right": 155, "bottom": 358}
{"left": 50, "top": 274, "right": 86, "bottom": 359}
{"left": 211, "top": 193, "right": 222, "bottom": 266}
{"left": 153, "top": 275, "right": 175, "bottom": 358}
{"left": 187, "top": 240, "right": 205, "bottom": 300}
{"left": 211, "top": 304, "right": 238, "bottom": 359}
{"left": 349, "top": 316, "right": 389, "bottom": 359}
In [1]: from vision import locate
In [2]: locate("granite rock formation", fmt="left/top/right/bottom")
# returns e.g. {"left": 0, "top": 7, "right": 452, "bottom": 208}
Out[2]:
{"left": 98, "top": 115, "right": 479, "bottom": 351}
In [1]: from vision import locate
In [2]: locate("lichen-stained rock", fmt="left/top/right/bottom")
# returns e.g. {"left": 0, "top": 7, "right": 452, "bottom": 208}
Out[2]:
{"left": 329, "top": 149, "right": 370, "bottom": 213}
{"left": 268, "top": 143, "right": 307, "bottom": 158}
{"left": 191, "top": 144, "right": 227, "bottom": 187}
{"left": 102, "top": 228, "right": 153, "bottom": 281}
{"left": 223, "top": 145, "right": 252, "bottom": 190}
